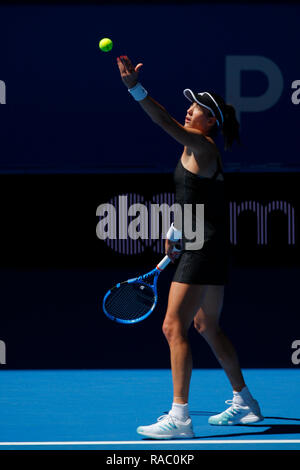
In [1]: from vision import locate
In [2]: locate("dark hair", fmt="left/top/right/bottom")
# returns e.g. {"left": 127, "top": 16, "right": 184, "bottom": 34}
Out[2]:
{"left": 221, "top": 103, "right": 241, "bottom": 151}
{"left": 206, "top": 93, "right": 241, "bottom": 151}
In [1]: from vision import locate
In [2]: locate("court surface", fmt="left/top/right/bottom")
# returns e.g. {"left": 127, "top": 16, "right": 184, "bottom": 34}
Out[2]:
{"left": 0, "top": 368, "right": 299, "bottom": 450}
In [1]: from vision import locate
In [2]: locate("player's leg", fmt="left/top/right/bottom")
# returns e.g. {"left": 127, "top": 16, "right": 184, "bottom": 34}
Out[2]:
{"left": 193, "top": 285, "right": 264, "bottom": 425}
{"left": 193, "top": 285, "right": 246, "bottom": 391}
{"left": 137, "top": 282, "right": 207, "bottom": 439}
{"left": 162, "top": 281, "right": 207, "bottom": 404}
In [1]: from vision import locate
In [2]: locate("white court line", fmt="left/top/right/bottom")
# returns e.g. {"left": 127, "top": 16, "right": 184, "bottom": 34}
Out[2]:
{"left": 0, "top": 440, "right": 300, "bottom": 446}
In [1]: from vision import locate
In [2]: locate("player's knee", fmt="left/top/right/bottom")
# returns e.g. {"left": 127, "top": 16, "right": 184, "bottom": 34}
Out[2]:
{"left": 194, "top": 319, "right": 220, "bottom": 338}
{"left": 194, "top": 320, "right": 202, "bottom": 335}
{"left": 162, "top": 317, "right": 186, "bottom": 344}
{"left": 162, "top": 319, "right": 176, "bottom": 343}
{"left": 194, "top": 320, "right": 208, "bottom": 336}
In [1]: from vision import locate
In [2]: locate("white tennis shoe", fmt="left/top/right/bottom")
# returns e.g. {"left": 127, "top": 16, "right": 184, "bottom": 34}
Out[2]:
{"left": 137, "top": 412, "right": 195, "bottom": 439}
{"left": 208, "top": 398, "right": 264, "bottom": 425}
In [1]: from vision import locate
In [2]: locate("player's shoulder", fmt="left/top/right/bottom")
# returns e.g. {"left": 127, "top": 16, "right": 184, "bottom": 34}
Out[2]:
{"left": 192, "top": 132, "right": 219, "bottom": 157}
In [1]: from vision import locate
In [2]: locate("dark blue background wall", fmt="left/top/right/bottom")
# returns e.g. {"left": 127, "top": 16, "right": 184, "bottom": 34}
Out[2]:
{"left": 0, "top": 171, "right": 299, "bottom": 369}
{"left": 0, "top": 3, "right": 299, "bottom": 370}
{"left": 0, "top": 3, "right": 299, "bottom": 172}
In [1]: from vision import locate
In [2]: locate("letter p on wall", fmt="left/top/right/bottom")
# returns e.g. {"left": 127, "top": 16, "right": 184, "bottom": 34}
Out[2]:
{"left": 225, "top": 56, "right": 284, "bottom": 124}
{"left": 0, "top": 80, "right": 6, "bottom": 104}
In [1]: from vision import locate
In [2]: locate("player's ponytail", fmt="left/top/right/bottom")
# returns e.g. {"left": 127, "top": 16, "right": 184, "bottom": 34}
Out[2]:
{"left": 221, "top": 103, "right": 240, "bottom": 151}
{"left": 206, "top": 92, "right": 241, "bottom": 151}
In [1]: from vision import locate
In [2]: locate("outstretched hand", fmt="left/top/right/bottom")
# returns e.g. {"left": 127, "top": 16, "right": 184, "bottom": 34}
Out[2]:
{"left": 116, "top": 55, "right": 143, "bottom": 89}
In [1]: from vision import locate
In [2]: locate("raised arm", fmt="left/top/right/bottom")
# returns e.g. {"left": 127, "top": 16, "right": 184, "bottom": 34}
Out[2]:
{"left": 116, "top": 55, "right": 208, "bottom": 151}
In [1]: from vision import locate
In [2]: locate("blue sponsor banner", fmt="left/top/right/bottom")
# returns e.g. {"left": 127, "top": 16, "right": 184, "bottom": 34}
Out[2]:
{"left": 0, "top": 4, "right": 299, "bottom": 173}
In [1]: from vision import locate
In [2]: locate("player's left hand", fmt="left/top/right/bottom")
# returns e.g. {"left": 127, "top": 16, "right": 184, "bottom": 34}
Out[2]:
{"left": 117, "top": 55, "right": 143, "bottom": 89}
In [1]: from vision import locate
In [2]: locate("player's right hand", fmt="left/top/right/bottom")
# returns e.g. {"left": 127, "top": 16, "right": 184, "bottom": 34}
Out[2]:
{"left": 165, "top": 239, "right": 182, "bottom": 263}
{"left": 116, "top": 55, "right": 143, "bottom": 89}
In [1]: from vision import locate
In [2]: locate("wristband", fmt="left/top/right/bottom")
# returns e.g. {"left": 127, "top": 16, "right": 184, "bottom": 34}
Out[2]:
{"left": 128, "top": 82, "right": 148, "bottom": 101}
{"left": 166, "top": 222, "right": 182, "bottom": 242}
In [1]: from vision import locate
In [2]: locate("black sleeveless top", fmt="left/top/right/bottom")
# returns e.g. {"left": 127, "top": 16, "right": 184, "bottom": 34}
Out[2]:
{"left": 173, "top": 157, "right": 229, "bottom": 252}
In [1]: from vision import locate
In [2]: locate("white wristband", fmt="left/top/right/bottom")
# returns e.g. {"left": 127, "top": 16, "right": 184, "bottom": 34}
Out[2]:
{"left": 128, "top": 82, "right": 148, "bottom": 101}
{"left": 166, "top": 222, "right": 182, "bottom": 242}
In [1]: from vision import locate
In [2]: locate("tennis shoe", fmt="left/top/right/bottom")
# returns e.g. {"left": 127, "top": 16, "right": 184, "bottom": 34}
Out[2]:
{"left": 137, "top": 412, "right": 195, "bottom": 439}
{"left": 208, "top": 398, "right": 264, "bottom": 425}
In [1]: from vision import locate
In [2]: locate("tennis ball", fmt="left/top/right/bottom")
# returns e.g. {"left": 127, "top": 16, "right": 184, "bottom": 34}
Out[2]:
{"left": 99, "top": 38, "right": 113, "bottom": 52}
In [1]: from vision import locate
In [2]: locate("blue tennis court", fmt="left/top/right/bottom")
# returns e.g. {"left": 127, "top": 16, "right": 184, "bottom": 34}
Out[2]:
{"left": 0, "top": 368, "right": 299, "bottom": 450}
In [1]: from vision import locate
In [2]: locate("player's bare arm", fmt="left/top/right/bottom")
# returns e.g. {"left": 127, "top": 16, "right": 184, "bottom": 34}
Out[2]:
{"left": 116, "top": 55, "right": 209, "bottom": 152}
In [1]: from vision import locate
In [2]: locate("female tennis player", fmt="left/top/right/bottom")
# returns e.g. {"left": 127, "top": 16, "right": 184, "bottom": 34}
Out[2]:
{"left": 116, "top": 55, "right": 263, "bottom": 439}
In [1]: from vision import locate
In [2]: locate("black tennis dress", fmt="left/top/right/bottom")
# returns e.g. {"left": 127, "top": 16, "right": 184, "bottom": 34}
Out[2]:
{"left": 172, "top": 157, "right": 230, "bottom": 285}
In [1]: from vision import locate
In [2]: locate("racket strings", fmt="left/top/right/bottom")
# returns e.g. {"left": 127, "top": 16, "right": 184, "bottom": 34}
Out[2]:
{"left": 104, "top": 282, "right": 156, "bottom": 321}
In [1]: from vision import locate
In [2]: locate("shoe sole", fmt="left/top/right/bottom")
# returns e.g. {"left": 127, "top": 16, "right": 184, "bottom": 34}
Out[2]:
{"left": 239, "top": 414, "right": 264, "bottom": 424}
{"left": 209, "top": 415, "right": 264, "bottom": 426}
{"left": 137, "top": 430, "right": 195, "bottom": 439}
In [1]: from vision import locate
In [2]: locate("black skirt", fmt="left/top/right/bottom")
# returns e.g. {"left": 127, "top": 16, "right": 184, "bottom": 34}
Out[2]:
{"left": 172, "top": 158, "right": 231, "bottom": 285}
{"left": 172, "top": 239, "right": 230, "bottom": 285}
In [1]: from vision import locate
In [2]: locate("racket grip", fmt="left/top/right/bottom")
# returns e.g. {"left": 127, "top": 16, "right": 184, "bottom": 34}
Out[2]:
{"left": 156, "top": 255, "right": 171, "bottom": 271}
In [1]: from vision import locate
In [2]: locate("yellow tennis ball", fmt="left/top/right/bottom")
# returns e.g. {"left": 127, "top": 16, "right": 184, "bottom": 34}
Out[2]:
{"left": 99, "top": 38, "right": 113, "bottom": 52}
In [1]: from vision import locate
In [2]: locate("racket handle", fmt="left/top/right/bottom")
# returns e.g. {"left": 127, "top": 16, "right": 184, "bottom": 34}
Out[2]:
{"left": 156, "top": 255, "right": 171, "bottom": 271}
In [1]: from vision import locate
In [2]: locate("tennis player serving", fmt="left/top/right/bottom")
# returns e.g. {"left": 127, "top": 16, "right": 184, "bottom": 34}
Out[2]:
{"left": 116, "top": 55, "right": 263, "bottom": 439}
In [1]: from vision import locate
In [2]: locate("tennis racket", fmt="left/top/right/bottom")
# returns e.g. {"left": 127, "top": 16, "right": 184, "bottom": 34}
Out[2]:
{"left": 103, "top": 255, "right": 171, "bottom": 324}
